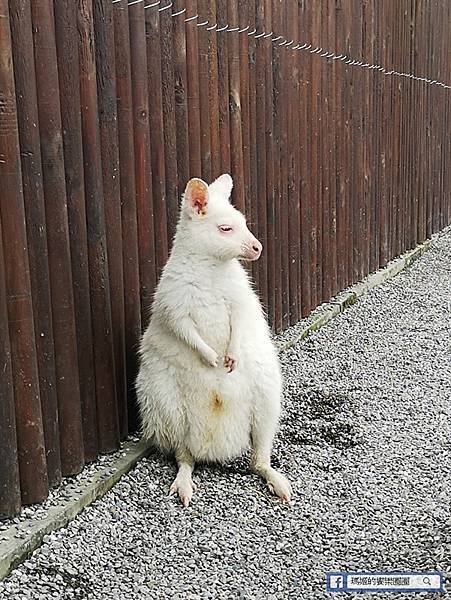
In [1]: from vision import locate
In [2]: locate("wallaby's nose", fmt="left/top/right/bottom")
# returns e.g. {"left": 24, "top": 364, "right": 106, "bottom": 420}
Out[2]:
{"left": 250, "top": 238, "right": 263, "bottom": 260}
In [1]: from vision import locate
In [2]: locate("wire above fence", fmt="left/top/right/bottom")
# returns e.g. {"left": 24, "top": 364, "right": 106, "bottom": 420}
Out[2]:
{"left": 111, "top": 0, "right": 451, "bottom": 90}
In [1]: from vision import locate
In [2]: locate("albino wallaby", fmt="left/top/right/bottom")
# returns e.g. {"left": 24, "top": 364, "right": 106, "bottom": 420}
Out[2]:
{"left": 136, "top": 174, "right": 291, "bottom": 506}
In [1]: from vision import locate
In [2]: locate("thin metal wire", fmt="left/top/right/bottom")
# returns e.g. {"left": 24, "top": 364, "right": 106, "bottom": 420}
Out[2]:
{"left": 112, "top": 0, "right": 451, "bottom": 90}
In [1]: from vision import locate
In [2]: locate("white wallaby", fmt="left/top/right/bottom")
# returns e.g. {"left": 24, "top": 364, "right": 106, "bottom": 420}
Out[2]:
{"left": 136, "top": 174, "right": 291, "bottom": 506}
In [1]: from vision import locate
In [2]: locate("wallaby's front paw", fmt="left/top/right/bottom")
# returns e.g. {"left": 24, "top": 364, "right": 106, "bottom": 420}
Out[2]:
{"left": 169, "top": 475, "right": 198, "bottom": 507}
{"left": 224, "top": 355, "right": 237, "bottom": 373}
{"left": 266, "top": 470, "right": 292, "bottom": 504}
{"left": 201, "top": 347, "right": 218, "bottom": 367}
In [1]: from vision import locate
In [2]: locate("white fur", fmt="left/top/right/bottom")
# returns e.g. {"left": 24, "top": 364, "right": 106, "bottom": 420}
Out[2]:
{"left": 136, "top": 174, "right": 291, "bottom": 506}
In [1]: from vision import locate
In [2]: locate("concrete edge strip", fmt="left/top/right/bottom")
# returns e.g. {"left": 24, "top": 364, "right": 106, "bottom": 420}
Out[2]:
{"left": 0, "top": 440, "right": 151, "bottom": 581}
{"left": 277, "top": 238, "right": 432, "bottom": 352}
{"left": 0, "top": 238, "right": 432, "bottom": 582}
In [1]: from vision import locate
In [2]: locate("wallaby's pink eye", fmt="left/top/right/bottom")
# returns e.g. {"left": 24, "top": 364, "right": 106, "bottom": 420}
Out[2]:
{"left": 218, "top": 225, "right": 233, "bottom": 233}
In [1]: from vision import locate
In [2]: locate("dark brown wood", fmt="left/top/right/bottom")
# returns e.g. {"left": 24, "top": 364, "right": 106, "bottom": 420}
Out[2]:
{"left": 263, "top": 0, "right": 275, "bottom": 329}
{"left": 93, "top": 0, "right": 128, "bottom": 441}
{"left": 54, "top": 0, "right": 98, "bottom": 461}
{"left": 160, "top": 4, "right": 179, "bottom": 248}
{"left": 9, "top": 0, "right": 61, "bottom": 485}
{"left": 247, "top": 0, "right": 259, "bottom": 287}
{"left": 185, "top": 0, "right": 202, "bottom": 177}
{"left": 78, "top": 0, "right": 120, "bottom": 454}
{"left": 227, "top": 0, "right": 245, "bottom": 213}
{"left": 130, "top": 2, "right": 156, "bottom": 331}
{"left": 280, "top": 0, "right": 290, "bottom": 328}
{"left": 113, "top": 0, "right": 142, "bottom": 433}
{"left": 255, "top": 0, "right": 268, "bottom": 312}
{"left": 309, "top": 4, "right": 320, "bottom": 306}
{"left": 0, "top": 0, "right": 48, "bottom": 504}
{"left": 272, "top": 0, "right": 282, "bottom": 332}
{"left": 327, "top": 0, "right": 338, "bottom": 297}
{"left": 205, "top": 0, "right": 221, "bottom": 180}
{"left": 0, "top": 218, "right": 21, "bottom": 517}
{"left": 299, "top": 0, "right": 311, "bottom": 317}
{"left": 334, "top": 1, "right": 346, "bottom": 290}
{"left": 216, "top": 0, "right": 231, "bottom": 173}
{"left": 238, "top": 2, "right": 251, "bottom": 222}
{"left": 197, "top": 0, "right": 212, "bottom": 181}
{"left": 133, "top": 1, "right": 158, "bottom": 317}
{"left": 31, "top": 0, "right": 85, "bottom": 476}
{"left": 172, "top": 0, "right": 190, "bottom": 200}
{"left": 287, "top": 0, "right": 300, "bottom": 324}
{"left": 378, "top": 1, "right": 389, "bottom": 266}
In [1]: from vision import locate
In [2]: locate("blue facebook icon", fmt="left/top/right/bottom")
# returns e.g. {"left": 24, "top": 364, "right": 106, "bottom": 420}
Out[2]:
{"left": 327, "top": 573, "right": 347, "bottom": 592}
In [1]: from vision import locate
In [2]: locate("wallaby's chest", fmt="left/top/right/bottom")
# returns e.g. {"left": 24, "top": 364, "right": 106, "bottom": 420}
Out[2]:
{"left": 189, "top": 285, "right": 232, "bottom": 351}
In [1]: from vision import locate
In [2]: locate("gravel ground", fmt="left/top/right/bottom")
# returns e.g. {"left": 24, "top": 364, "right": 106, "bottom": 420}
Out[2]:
{"left": 1, "top": 228, "right": 450, "bottom": 600}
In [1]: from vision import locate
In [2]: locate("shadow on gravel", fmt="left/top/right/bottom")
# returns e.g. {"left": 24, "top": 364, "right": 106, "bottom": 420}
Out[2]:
{"left": 281, "top": 388, "right": 361, "bottom": 450}
{"left": 29, "top": 565, "right": 92, "bottom": 600}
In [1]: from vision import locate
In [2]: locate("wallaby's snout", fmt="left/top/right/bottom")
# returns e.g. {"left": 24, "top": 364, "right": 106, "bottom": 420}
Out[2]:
{"left": 243, "top": 234, "right": 262, "bottom": 261}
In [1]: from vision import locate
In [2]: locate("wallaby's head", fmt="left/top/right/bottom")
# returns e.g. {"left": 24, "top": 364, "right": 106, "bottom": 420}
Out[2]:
{"left": 179, "top": 174, "right": 262, "bottom": 262}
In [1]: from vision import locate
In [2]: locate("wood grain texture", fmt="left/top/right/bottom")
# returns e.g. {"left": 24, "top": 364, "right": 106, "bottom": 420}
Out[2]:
{"left": 0, "top": 0, "right": 48, "bottom": 505}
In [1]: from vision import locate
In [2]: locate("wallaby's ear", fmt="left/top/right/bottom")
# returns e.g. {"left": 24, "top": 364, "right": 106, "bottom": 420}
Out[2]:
{"left": 183, "top": 178, "right": 209, "bottom": 217}
{"left": 208, "top": 173, "right": 233, "bottom": 201}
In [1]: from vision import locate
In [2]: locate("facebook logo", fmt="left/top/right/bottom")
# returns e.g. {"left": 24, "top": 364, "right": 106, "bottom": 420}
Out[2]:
{"left": 327, "top": 573, "right": 346, "bottom": 591}
{"left": 326, "top": 571, "right": 443, "bottom": 593}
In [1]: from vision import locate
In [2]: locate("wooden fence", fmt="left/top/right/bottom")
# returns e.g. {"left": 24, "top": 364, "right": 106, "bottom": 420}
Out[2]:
{"left": 0, "top": 0, "right": 450, "bottom": 516}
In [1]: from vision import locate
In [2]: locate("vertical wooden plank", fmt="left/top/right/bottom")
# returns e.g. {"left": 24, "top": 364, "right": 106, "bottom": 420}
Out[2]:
{"left": 9, "top": 0, "right": 61, "bottom": 485}
{"left": 159, "top": 3, "right": 177, "bottom": 248}
{"left": 172, "top": 0, "right": 190, "bottom": 197}
{"left": 361, "top": 0, "right": 371, "bottom": 277}
{"left": 334, "top": 1, "right": 344, "bottom": 290}
{"left": 247, "top": 0, "right": 259, "bottom": 288}
{"left": 309, "top": 2, "right": 321, "bottom": 304}
{"left": 0, "top": 0, "right": 48, "bottom": 504}
{"left": 272, "top": 0, "right": 283, "bottom": 331}
{"left": 93, "top": 0, "right": 128, "bottom": 440}
{"left": 280, "top": 0, "right": 290, "bottom": 327}
{"left": 349, "top": 0, "right": 363, "bottom": 282}
{"left": 400, "top": 0, "right": 407, "bottom": 251}
{"left": 299, "top": 0, "right": 311, "bottom": 317}
{"left": 323, "top": 0, "right": 338, "bottom": 298}
{"left": 444, "top": 4, "right": 451, "bottom": 229}
{"left": 367, "top": 0, "right": 379, "bottom": 273}
{"left": 416, "top": 1, "right": 426, "bottom": 243}
{"left": 391, "top": 2, "right": 400, "bottom": 259}
{"left": 78, "top": 0, "right": 120, "bottom": 453}
{"left": 238, "top": 3, "right": 251, "bottom": 222}
{"left": 327, "top": 0, "right": 338, "bottom": 296}
{"left": 320, "top": 1, "right": 331, "bottom": 302}
{"left": 129, "top": 2, "right": 155, "bottom": 427}
{"left": 430, "top": 7, "right": 439, "bottom": 235}
{"left": 142, "top": 2, "right": 163, "bottom": 292}
{"left": 378, "top": 2, "right": 388, "bottom": 266}
{"left": 206, "top": 1, "right": 221, "bottom": 179}
{"left": 31, "top": 0, "right": 84, "bottom": 475}
{"left": 227, "top": 0, "right": 245, "bottom": 212}
{"left": 216, "top": 0, "right": 231, "bottom": 173}
{"left": 288, "top": 0, "right": 300, "bottom": 323}
{"left": 255, "top": 0, "right": 268, "bottom": 313}
{"left": 185, "top": 0, "right": 202, "bottom": 176}
{"left": 113, "top": 0, "right": 142, "bottom": 431}
{"left": 0, "top": 218, "right": 21, "bottom": 516}
{"left": 54, "top": 0, "right": 98, "bottom": 460}
{"left": 425, "top": 5, "right": 432, "bottom": 239}
{"left": 264, "top": 0, "right": 275, "bottom": 329}
{"left": 197, "top": 0, "right": 212, "bottom": 181}
{"left": 408, "top": 1, "right": 417, "bottom": 250}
